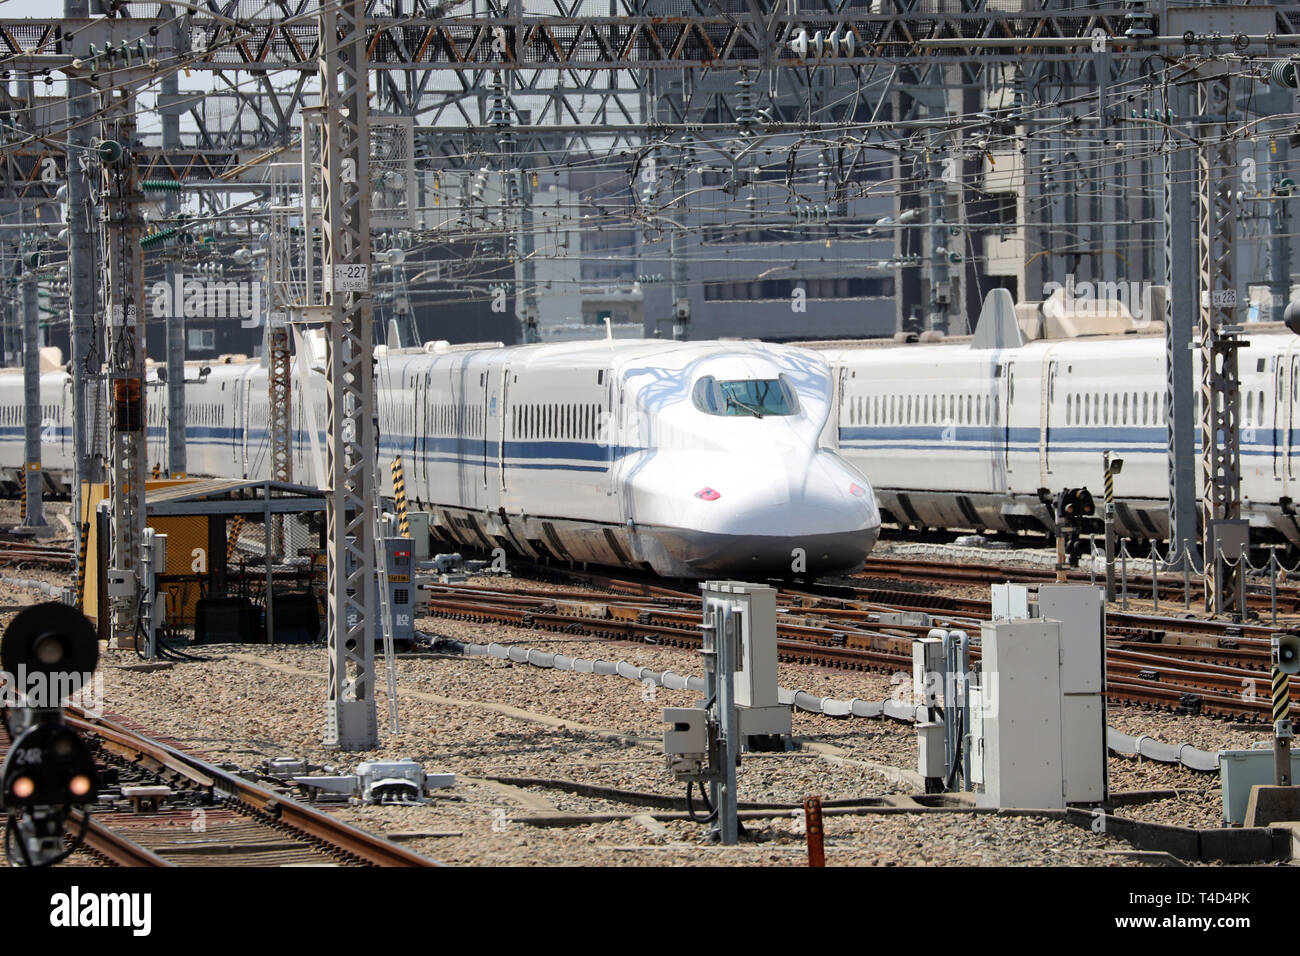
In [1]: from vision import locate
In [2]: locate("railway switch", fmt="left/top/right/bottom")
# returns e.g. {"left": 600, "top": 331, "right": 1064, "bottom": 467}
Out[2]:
{"left": 289, "top": 758, "right": 454, "bottom": 805}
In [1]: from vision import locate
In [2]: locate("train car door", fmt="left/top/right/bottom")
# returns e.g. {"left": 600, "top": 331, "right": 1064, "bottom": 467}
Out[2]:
{"left": 411, "top": 372, "right": 424, "bottom": 490}
{"left": 1274, "top": 356, "right": 1286, "bottom": 485}
{"left": 605, "top": 366, "right": 620, "bottom": 497}
{"left": 1284, "top": 351, "right": 1294, "bottom": 486}
{"left": 1001, "top": 360, "right": 1015, "bottom": 480}
{"left": 1040, "top": 357, "right": 1058, "bottom": 482}
{"left": 498, "top": 363, "right": 510, "bottom": 494}
{"left": 231, "top": 377, "right": 245, "bottom": 476}
{"left": 828, "top": 364, "right": 848, "bottom": 452}
{"left": 60, "top": 378, "right": 71, "bottom": 458}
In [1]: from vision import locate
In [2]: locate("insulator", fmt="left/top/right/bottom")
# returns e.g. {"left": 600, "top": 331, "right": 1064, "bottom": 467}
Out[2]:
{"left": 139, "top": 227, "right": 179, "bottom": 249}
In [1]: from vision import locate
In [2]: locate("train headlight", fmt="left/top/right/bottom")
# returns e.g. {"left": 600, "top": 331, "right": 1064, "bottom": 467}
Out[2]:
{"left": 849, "top": 483, "right": 867, "bottom": 498}
{"left": 695, "top": 488, "right": 721, "bottom": 501}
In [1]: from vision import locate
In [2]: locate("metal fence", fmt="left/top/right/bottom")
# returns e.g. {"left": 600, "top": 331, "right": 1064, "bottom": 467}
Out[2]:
{"left": 1087, "top": 537, "right": 1300, "bottom": 625}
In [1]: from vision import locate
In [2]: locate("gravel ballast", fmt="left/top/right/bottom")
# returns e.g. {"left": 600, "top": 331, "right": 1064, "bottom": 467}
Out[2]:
{"left": 0, "top": 553, "right": 1281, "bottom": 866}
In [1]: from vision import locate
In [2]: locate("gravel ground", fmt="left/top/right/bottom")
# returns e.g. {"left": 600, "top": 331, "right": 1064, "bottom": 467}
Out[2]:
{"left": 0, "top": 558, "right": 1278, "bottom": 867}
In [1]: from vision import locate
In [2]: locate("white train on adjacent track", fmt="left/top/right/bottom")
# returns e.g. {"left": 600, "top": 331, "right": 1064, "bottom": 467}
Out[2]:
{"left": 819, "top": 312, "right": 1300, "bottom": 549}
{"left": 0, "top": 337, "right": 881, "bottom": 579}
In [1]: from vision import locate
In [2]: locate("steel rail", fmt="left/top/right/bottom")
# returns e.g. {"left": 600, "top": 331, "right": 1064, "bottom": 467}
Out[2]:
{"left": 65, "top": 710, "right": 439, "bottom": 867}
{"left": 424, "top": 579, "right": 1278, "bottom": 720}
{"left": 70, "top": 809, "right": 174, "bottom": 867}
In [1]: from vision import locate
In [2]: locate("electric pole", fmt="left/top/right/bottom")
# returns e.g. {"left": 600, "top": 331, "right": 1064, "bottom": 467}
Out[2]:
{"left": 99, "top": 100, "right": 148, "bottom": 646}
{"left": 320, "top": 0, "right": 379, "bottom": 750}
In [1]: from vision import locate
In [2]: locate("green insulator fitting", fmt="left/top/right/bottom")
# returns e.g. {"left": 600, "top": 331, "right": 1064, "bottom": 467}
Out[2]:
{"left": 140, "top": 227, "right": 178, "bottom": 249}
{"left": 97, "top": 140, "right": 125, "bottom": 166}
{"left": 141, "top": 180, "right": 183, "bottom": 193}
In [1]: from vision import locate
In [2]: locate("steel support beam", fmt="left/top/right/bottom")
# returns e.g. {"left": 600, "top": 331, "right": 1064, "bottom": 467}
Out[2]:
{"left": 161, "top": 10, "right": 186, "bottom": 479}
{"left": 1164, "top": 95, "right": 1199, "bottom": 572}
{"left": 100, "top": 97, "right": 147, "bottom": 645}
{"left": 65, "top": 0, "right": 101, "bottom": 558}
{"left": 320, "top": 0, "right": 379, "bottom": 750}
{"left": 19, "top": 245, "right": 46, "bottom": 531}
{"left": 1196, "top": 72, "right": 1244, "bottom": 617}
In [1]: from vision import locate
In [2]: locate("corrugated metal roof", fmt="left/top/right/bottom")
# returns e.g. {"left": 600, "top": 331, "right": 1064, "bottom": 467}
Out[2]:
{"left": 145, "top": 479, "right": 325, "bottom": 505}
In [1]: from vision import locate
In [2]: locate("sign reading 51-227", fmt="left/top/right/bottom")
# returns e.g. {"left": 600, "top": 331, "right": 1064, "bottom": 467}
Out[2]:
{"left": 329, "top": 264, "right": 370, "bottom": 293}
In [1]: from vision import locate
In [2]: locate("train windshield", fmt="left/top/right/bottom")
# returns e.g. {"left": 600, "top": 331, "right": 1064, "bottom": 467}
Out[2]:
{"left": 692, "top": 375, "right": 798, "bottom": 418}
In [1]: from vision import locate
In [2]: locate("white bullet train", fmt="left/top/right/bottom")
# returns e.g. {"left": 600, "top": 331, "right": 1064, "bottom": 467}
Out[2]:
{"left": 819, "top": 305, "right": 1300, "bottom": 548}
{"left": 0, "top": 338, "right": 881, "bottom": 578}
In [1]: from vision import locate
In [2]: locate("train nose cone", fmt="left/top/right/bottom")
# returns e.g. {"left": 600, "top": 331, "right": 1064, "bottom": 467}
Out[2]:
{"left": 639, "top": 445, "right": 880, "bottom": 577}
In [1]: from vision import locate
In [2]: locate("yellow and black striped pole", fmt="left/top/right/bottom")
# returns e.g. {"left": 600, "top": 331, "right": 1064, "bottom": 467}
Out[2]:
{"left": 1274, "top": 634, "right": 1296, "bottom": 786}
{"left": 74, "top": 520, "right": 90, "bottom": 611}
{"left": 1103, "top": 451, "right": 1116, "bottom": 602}
{"left": 390, "top": 455, "right": 410, "bottom": 537}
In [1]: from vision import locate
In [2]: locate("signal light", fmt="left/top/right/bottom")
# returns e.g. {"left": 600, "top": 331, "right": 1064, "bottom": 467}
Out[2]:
{"left": 695, "top": 488, "right": 721, "bottom": 501}
{"left": 1, "top": 724, "right": 98, "bottom": 808}
{"left": 1055, "top": 487, "right": 1095, "bottom": 520}
{"left": 113, "top": 378, "right": 144, "bottom": 433}
{"left": 1, "top": 601, "right": 99, "bottom": 683}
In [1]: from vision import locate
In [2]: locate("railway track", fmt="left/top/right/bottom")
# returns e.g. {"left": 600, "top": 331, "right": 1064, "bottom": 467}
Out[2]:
{"left": 0, "top": 710, "right": 439, "bottom": 867}
{"left": 422, "top": 573, "right": 1283, "bottom": 721}
{"left": 0, "top": 541, "right": 74, "bottom": 569}
{"left": 855, "top": 555, "right": 1300, "bottom": 616}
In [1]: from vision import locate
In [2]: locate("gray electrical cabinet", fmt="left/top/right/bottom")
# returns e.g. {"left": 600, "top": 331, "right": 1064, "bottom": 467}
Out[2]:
{"left": 407, "top": 512, "right": 432, "bottom": 561}
{"left": 382, "top": 537, "right": 416, "bottom": 645}
{"left": 974, "top": 583, "right": 1108, "bottom": 808}
{"left": 344, "top": 537, "right": 416, "bottom": 644}
{"left": 700, "top": 581, "right": 791, "bottom": 740}
{"left": 975, "top": 620, "right": 1065, "bottom": 809}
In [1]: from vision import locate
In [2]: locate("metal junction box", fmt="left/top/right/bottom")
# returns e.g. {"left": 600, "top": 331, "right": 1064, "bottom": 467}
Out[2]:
{"left": 406, "top": 511, "right": 432, "bottom": 561}
{"left": 977, "top": 583, "right": 1109, "bottom": 808}
{"left": 382, "top": 537, "right": 415, "bottom": 644}
{"left": 1219, "top": 748, "right": 1300, "bottom": 825}
{"left": 701, "top": 581, "right": 791, "bottom": 740}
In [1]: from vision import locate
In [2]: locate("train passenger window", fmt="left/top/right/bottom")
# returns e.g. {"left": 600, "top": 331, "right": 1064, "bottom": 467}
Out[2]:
{"left": 1261, "top": 391, "right": 1267, "bottom": 423}
{"left": 1122, "top": 393, "right": 1128, "bottom": 425}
